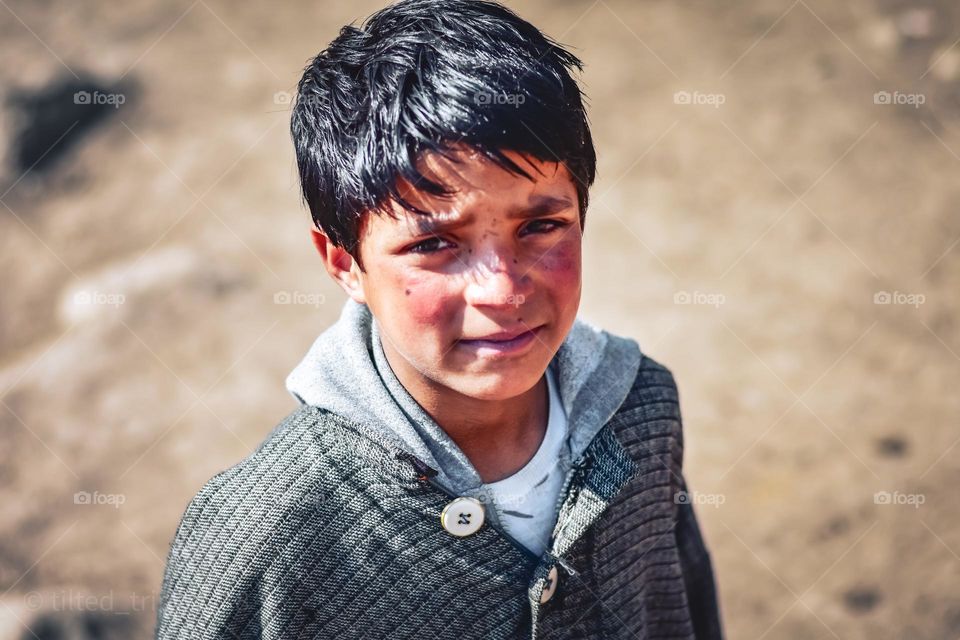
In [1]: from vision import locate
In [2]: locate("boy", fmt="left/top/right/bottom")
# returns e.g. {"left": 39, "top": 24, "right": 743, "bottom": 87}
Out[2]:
{"left": 155, "top": 1, "right": 724, "bottom": 638}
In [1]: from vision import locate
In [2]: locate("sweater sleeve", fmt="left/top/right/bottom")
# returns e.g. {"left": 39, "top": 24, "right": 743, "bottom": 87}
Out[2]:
{"left": 675, "top": 490, "right": 725, "bottom": 639}
{"left": 154, "top": 471, "right": 265, "bottom": 640}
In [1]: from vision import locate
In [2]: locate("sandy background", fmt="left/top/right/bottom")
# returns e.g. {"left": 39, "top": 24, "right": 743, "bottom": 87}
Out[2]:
{"left": 1, "top": 0, "right": 958, "bottom": 638}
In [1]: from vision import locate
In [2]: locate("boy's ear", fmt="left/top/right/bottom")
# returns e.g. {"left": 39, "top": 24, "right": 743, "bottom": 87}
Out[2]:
{"left": 309, "top": 225, "right": 366, "bottom": 305}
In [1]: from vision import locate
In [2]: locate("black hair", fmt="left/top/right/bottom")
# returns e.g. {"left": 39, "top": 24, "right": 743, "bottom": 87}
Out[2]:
{"left": 290, "top": 0, "right": 596, "bottom": 270}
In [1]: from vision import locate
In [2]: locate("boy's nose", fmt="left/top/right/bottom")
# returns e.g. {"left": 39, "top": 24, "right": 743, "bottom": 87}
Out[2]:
{"left": 462, "top": 257, "right": 534, "bottom": 308}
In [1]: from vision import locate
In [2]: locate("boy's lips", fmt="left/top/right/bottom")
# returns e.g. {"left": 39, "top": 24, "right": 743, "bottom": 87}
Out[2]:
{"left": 461, "top": 325, "right": 544, "bottom": 342}
{"left": 457, "top": 325, "right": 544, "bottom": 357}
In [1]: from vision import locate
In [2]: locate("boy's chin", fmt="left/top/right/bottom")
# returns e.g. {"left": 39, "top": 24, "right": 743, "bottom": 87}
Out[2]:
{"left": 447, "top": 369, "right": 545, "bottom": 401}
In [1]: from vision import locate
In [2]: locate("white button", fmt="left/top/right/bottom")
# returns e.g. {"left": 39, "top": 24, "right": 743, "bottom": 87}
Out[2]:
{"left": 540, "top": 566, "right": 559, "bottom": 603}
{"left": 440, "top": 497, "right": 485, "bottom": 537}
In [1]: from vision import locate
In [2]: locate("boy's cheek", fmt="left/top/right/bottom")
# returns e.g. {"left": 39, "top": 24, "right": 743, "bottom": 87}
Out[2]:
{"left": 534, "top": 240, "right": 582, "bottom": 290}
{"left": 390, "top": 271, "right": 454, "bottom": 332}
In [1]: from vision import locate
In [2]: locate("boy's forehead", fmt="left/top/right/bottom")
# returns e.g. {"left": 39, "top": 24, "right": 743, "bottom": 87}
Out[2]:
{"left": 386, "top": 145, "right": 574, "bottom": 225}
{"left": 416, "top": 144, "right": 563, "bottom": 186}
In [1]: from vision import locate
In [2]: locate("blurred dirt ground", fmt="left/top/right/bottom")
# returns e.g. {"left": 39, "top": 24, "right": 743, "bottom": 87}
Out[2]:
{"left": 1, "top": 0, "right": 959, "bottom": 638}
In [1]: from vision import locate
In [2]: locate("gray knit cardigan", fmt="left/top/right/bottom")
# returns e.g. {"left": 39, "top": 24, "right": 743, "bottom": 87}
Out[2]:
{"left": 154, "top": 355, "right": 723, "bottom": 639}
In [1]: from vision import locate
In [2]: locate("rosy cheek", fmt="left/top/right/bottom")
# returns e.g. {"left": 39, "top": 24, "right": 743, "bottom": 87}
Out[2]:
{"left": 535, "top": 237, "right": 581, "bottom": 291}
{"left": 395, "top": 270, "right": 451, "bottom": 327}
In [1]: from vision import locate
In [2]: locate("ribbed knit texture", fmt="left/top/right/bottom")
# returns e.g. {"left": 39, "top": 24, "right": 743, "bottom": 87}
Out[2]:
{"left": 155, "top": 355, "right": 724, "bottom": 639}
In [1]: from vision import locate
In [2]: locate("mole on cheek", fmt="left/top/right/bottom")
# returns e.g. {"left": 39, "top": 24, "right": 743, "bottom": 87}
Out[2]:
{"left": 401, "top": 280, "right": 446, "bottom": 324}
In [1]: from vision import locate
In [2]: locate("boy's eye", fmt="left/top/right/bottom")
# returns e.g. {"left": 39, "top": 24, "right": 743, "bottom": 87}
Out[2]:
{"left": 408, "top": 236, "right": 453, "bottom": 254}
{"left": 522, "top": 219, "right": 566, "bottom": 235}
{"left": 406, "top": 219, "right": 567, "bottom": 254}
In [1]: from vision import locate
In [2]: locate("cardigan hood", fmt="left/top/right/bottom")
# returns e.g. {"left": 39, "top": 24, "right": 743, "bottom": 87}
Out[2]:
{"left": 285, "top": 298, "right": 642, "bottom": 496}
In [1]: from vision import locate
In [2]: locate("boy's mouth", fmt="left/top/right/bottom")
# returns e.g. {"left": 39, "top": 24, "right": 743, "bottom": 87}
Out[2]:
{"left": 458, "top": 325, "right": 544, "bottom": 357}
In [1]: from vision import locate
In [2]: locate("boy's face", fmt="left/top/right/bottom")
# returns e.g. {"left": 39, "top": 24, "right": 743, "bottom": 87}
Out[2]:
{"left": 315, "top": 145, "right": 582, "bottom": 402}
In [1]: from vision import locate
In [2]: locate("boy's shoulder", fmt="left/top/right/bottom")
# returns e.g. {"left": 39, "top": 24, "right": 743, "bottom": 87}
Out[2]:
{"left": 156, "top": 406, "right": 423, "bottom": 637}
{"left": 617, "top": 350, "right": 682, "bottom": 419}
{"left": 634, "top": 351, "right": 681, "bottom": 406}
{"left": 170, "top": 405, "right": 408, "bottom": 550}
{"left": 609, "top": 350, "right": 686, "bottom": 466}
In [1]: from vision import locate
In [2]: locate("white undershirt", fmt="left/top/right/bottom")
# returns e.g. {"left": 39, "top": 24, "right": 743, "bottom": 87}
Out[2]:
{"left": 482, "top": 366, "right": 568, "bottom": 557}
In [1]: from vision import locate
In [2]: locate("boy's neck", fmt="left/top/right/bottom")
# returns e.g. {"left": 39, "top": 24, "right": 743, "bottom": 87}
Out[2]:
{"left": 381, "top": 338, "right": 550, "bottom": 484}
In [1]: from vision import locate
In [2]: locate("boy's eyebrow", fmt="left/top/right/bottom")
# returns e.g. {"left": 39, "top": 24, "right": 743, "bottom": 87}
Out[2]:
{"left": 506, "top": 195, "right": 574, "bottom": 218}
{"left": 410, "top": 195, "right": 574, "bottom": 236}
